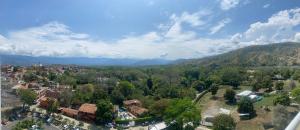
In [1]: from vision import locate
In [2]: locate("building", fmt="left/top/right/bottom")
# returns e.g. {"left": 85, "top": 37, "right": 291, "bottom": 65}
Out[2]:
{"left": 123, "top": 99, "right": 148, "bottom": 117}
{"left": 78, "top": 103, "right": 97, "bottom": 122}
{"left": 236, "top": 90, "right": 253, "bottom": 99}
{"left": 123, "top": 99, "right": 142, "bottom": 107}
{"left": 37, "top": 88, "right": 60, "bottom": 99}
{"left": 38, "top": 97, "right": 57, "bottom": 109}
{"left": 236, "top": 90, "right": 262, "bottom": 102}
{"left": 127, "top": 105, "right": 148, "bottom": 117}
{"left": 59, "top": 107, "right": 79, "bottom": 119}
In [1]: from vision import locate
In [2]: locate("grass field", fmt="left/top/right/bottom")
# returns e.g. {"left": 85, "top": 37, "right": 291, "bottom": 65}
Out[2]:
{"left": 254, "top": 95, "right": 276, "bottom": 108}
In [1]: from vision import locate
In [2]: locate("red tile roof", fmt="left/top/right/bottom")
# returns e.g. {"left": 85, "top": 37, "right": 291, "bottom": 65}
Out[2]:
{"left": 78, "top": 103, "right": 97, "bottom": 114}
{"left": 60, "top": 107, "right": 79, "bottom": 117}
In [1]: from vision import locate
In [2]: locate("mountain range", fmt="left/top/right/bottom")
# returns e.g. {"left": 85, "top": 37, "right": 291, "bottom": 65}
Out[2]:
{"left": 181, "top": 42, "right": 300, "bottom": 67}
{"left": 1, "top": 42, "right": 300, "bottom": 66}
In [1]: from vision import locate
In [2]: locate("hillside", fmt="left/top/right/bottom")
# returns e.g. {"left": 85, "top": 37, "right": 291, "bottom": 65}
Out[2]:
{"left": 0, "top": 55, "right": 172, "bottom": 66}
{"left": 181, "top": 42, "right": 300, "bottom": 67}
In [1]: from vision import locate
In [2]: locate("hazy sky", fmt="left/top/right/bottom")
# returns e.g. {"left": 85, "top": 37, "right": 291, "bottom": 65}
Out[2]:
{"left": 1, "top": 0, "right": 300, "bottom": 59}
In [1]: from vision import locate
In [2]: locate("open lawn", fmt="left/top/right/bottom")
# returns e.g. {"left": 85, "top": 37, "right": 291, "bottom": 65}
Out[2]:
{"left": 254, "top": 95, "right": 276, "bottom": 108}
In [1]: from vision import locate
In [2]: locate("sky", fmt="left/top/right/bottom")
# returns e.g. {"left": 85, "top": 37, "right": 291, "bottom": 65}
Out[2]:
{"left": 0, "top": 0, "right": 300, "bottom": 60}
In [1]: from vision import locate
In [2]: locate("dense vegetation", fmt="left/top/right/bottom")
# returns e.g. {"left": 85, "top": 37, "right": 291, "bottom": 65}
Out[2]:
{"left": 15, "top": 43, "right": 300, "bottom": 129}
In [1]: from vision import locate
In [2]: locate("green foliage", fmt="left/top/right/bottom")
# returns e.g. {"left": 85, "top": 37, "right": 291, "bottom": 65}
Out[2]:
{"left": 238, "top": 97, "right": 255, "bottom": 116}
{"left": 150, "top": 99, "right": 171, "bottom": 118}
{"left": 213, "top": 114, "right": 236, "bottom": 130}
{"left": 210, "top": 84, "right": 219, "bottom": 96}
{"left": 95, "top": 99, "right": 114, "bottom": 124}
{"left": 12, "top": 119, "right": 42, "bottom": 130}
{"left": 118, "top": 81, "right": 135, "bottom": 97}
{"left": 192, "top": 80, "right": 205, "bottom": 92}
{"left": 273, "top": 93, "right": 290, "bottom": 106}
{"left": 252, "top": 71, "right": 273, "bottom": 91}
{"left": 219, "top": 67, "right": 243, "bottom": 88}
{"left": 275, "top": 81, "right": 284, "bottom": 90}
{"left": 164, "top": 98, "right": 201, "bottom": 130}
{"left": 23, "top": 72, "right": 38, "bottom": 82}
{"left": 224, "top": 88, "right": 236, "bottom": 103}
{"left": 291, "top": 87, "right": 300, "bottom": 97}
{"left": 47, "top": 98, "right": 59, "bottom": 113}
{"left": 18, "top": 89, "right": 37, "bottom": 109}
{"left": 72, "top": 84, "right": 94, "bottom": 104}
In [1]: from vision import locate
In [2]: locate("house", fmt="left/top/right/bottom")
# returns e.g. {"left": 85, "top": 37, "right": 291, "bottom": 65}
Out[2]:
{"left": 59, "top": 107, "right": 79, "bottom": 119}
{"left": 123, "top": 99, "right": 142, "bottom": 108}
{"left": 38, "top": 97, "right": 57, "bottom": 109}
{"left": 78, "top": 103, "right": 97, "bottom": 122}
{"left": 236, "top": 90, "right": 262, "bottom": 102}
{"left": 37, "top": 88, "right": 60, "bottom": 99}
{"left": 236, "top": 90, "right": 253, "bottom": 99}
{"left": 123, "top": 99, "right": 148, "bottom": 117}
{"left": 127, "top": 105, "right": 148, "bottom": 117}
{"left": 12, "top": 83, "right": 29, "bottom": 94}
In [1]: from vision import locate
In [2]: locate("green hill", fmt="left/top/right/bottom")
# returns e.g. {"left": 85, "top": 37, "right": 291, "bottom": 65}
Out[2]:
{"left": 181, "top": 42, "right": 300, "bottom": 67}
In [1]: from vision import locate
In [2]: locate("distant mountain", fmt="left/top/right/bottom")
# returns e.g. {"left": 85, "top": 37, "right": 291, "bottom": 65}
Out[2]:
{"left": 0, "top": 55, "right": 172, "bottom": 66}
{"left": 180, "top": 42, "right": 300, "bottom": 67}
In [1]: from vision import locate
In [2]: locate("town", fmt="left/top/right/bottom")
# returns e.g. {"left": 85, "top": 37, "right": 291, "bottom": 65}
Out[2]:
{"left": 2, "top": 63, "right": 300, "bottom": 130}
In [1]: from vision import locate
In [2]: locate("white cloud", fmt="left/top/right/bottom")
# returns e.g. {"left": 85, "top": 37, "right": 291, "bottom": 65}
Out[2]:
{"left": 210, "top": 18, "right": 231, "bottom": 34}
{"left": 220, "top": 0, "right": 239, "bottom": 10}
{"left": 263, "top": 4, "right": 270, "bottom": 8}
{"left": 294, "top": 33, "right": 300, "bottom": 42}
{"left": 1, "top": 8, "right": 300, "bottom": 60}
{"left": 243, "top": 8, "right": 300, "bottom": 43}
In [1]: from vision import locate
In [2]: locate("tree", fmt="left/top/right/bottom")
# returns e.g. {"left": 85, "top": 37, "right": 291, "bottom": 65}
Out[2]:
{"left": 150, "top": 99, "right": 171, "bottom": 118}
{"left": 273, "top": 94, "right": 290, "bottom": 106}
{"left": 191, "top": 80, "right": 205, "bottom": 92}
{"left": 213, "top": 114, "right": 235, "bottom": 130}
{"left": 23, "top": 72, "right": 38, "bottom": 82}
{"left": 273, "top": 105, "right": 292, "bottom": 130}
{"left": 210, "top": 84, "right": 219, "bottom": 97}
{"left": 18, "top": 89, "right": 37, "bottom": 110}
{"left": 47, "top": 98, "right": 59, "bottom": 113}
{"left": 147, "top": 78, "right": 153, "bottom": 90}
{"left": 59, "top": 89, "right": 73, "bottom": 107}
{"left": 111, "top": 89, "right": 125, "bottom": 105}
{"left": 95, "top": 99, "right": 114, "bottom": 124}
{"left": 224, "top": 88, "right": 236, "bottom": 103}
{"left": 118, "top": 81, "right": 135, "bottom": 98}
{"left": 220, "top": 67, "right": 243, "bottom": 88}
{"left": 275, "top": 81, "right": 284, "bottom": 91}
{"left": 237, "top": 97, "right": 255, "bottom": 117}
{"left": 164, "top": 98, "right": 201, "bottom": 130}
{"left": 92, "top": 87, "right": 108, "bottom": 103}
{"left": 291, "top": 87, "right": 300, "bottom": 97}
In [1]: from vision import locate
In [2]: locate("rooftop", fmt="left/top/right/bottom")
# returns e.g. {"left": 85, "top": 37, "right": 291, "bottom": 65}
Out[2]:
{"left": 237, "top": 90, "right": 252, "bottom": 96}
{"left": 123, "top": 99, "right": 141, "bottom": 106}
{"left": 78, "top": 103, "right": 97, "bottom": 114}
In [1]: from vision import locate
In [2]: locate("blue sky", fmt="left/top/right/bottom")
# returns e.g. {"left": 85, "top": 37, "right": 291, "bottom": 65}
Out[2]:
{"left": 0, "top": 0, "right": 300, "bottom": 59}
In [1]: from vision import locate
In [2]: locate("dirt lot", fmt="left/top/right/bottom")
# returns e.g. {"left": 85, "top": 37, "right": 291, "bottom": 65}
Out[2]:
{"left": 197, "top": 85, "right": 275, "bottom": 130}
